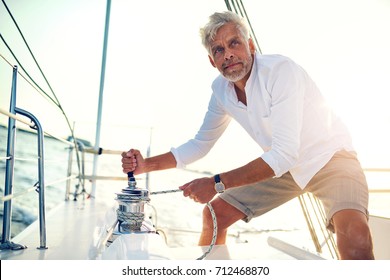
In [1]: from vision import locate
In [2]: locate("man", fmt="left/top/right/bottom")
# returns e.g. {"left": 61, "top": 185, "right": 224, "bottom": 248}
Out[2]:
{"left": 121, "top": 11, "right": 374, "bottom": 259}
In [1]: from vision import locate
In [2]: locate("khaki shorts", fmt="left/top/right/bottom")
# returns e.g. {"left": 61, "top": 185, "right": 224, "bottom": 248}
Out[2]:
{"left": 219, "top": 150, "right": 369, "bottom": 232}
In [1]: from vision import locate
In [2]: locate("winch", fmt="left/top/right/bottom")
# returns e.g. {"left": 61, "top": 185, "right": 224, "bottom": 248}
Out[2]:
{"left": 113, "top": 172, "right": 155, "bottom": 234}
{"left": 98, "top": 172, "right": 174, "bottom": 260}
{"left": 99, "top": 171, "right": 215, "bottom": 260}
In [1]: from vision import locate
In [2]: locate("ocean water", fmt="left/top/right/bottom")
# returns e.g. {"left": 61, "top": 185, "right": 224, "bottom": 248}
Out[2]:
{"left": 1, "top": 125, "right": 389, "bottom": 253}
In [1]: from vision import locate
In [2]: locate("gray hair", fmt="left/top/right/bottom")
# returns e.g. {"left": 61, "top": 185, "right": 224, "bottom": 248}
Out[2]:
{"left": 200, "top": 11, "right": 250, "bottom": 54}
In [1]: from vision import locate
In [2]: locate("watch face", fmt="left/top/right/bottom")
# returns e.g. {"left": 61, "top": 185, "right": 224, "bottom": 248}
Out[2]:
{"left": 215, "top": 182, "right": 225, "bottom": 193}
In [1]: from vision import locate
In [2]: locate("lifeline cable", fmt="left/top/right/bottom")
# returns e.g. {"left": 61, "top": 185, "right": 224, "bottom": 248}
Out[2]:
{"left": 1, "top": 0, "right": 85, "bottom": 194}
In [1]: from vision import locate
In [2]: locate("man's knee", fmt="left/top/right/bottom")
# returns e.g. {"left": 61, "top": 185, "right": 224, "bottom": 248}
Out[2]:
{"left": 339, "top": 222, "right": 374, "bottom": 259}
{"left": 333, "top": 210, "right": 374, "bottom": 259}
{"left": 201, "top": 198, "right": 245, "bottom": 230}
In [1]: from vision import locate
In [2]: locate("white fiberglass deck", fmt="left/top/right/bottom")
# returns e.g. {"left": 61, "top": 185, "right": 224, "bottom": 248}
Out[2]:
{"left": 2, "top": 189, "right": 389, "bottom": 260}
{"left": 0, "top": 196, "right": 298, "bottom": 260}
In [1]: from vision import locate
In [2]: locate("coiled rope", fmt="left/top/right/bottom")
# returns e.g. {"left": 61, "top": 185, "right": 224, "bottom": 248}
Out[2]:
{"left": 149, "top": 189, "right": 218, "bottom": 260}
{"left": 116, "top": 210, "right": 145, "bottom": 232}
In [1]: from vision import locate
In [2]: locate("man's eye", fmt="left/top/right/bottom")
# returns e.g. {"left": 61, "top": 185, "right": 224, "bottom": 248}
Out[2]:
{"left": 214, "top": 47, "right": 223, "bottom": 55}
{"left": 231, "top": 39, "right": 239, "bottom": 46}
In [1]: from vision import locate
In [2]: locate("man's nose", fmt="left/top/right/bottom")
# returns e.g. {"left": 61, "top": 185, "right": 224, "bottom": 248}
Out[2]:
{"left": 224, "top": 49, "right": 234, "bottom": 60}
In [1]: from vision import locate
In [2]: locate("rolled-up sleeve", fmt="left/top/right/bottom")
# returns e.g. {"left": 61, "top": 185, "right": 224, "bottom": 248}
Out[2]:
{"left": 171, "top": 93, "right": 231, "bottom": 168}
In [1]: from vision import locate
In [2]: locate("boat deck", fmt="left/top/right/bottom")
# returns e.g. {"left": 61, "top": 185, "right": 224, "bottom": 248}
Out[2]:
{"left": 0, "top": 196, "right": 299, "bottom": 260}
{"left": 1, "top": 198, "right": 111, "bottom": 260}
{"left": 2, "top": 190, "right": 389, "bottom": 260}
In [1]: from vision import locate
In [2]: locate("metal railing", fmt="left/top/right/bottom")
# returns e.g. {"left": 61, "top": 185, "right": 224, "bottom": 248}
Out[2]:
{"left": 0, "top": 68, "right": 125, "bottom": 252}
{"left": 0, "top": 64, "right": 78, "bottom": 251}
{"left": 1, "top": 66, "right": 48, "bottom": 250}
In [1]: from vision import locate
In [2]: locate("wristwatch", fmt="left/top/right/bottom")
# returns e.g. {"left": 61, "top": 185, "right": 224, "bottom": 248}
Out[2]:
{"left": 214, "top": 174, "right": 225, "bottom": 193}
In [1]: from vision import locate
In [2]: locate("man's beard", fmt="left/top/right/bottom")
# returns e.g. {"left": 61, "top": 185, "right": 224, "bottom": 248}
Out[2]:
{"left": 222, "top": 55, "right": 253, "bottom": 83}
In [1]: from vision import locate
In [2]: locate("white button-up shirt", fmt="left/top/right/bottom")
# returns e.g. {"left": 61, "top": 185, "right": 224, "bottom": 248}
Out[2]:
{"left": 171, "top": 54, "right": 354, "bottom": 189}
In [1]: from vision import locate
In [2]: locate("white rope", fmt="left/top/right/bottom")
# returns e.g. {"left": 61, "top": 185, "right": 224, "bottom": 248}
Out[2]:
{"left": 150, "top": 189, "right": 182, "bottom": 195}
{"left": 196, "top": 202, "right": 217, "bottom": 260}
{"left": 149, "top": 189, "right": 218, "bottom": 260}
{"left": 117, "top": 210, "right": 145, "bottom": 232}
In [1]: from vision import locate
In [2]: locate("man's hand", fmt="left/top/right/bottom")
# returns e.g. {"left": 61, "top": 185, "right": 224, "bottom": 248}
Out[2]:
{"left": 121, "top": 149, "right": 146, "bottom": 175}
{"left": 179, "top": 177, "right": 216, "bottom": 204}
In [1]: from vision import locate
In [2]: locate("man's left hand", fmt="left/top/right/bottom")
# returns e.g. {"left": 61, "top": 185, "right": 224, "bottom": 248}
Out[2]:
{"left": 179, "top": 177, "right": 216, "bottom": 203}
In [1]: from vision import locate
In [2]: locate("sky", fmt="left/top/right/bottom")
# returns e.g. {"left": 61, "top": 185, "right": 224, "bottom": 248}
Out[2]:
{"left": 1, "top": 0, "right": 390, "bottom": 174}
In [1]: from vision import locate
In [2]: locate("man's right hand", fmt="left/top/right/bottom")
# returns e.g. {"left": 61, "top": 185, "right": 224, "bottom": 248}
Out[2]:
{"left": 121, "top": 149, "right": 146, "bottom": 175}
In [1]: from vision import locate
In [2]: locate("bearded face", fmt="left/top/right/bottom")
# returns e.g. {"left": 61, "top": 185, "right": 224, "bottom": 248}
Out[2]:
{"left": 208, "top": 23, "right": 255, "bottom": 83}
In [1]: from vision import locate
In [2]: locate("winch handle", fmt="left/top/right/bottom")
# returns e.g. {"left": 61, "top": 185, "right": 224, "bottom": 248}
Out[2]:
{"left": 127, "top": 171, "right": 136, "bottom": 188}
{"left": 127, "top": 172, "right": 136, "bottom": 181}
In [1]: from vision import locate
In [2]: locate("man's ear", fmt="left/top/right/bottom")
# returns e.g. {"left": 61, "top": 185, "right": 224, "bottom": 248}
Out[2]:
{"left": 248, "top": 38, "right": 256, "bottom": 54}
{"left": 208, "top": 55, "right": 216, "bottom": 68}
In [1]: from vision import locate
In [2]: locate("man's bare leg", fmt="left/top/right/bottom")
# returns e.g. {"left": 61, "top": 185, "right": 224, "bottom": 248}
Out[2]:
{"left": 332, "top": 209, "right": 374, "bottom": 259}
{"left": 199, "top": 197, "right": 246, "bottom": 246}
